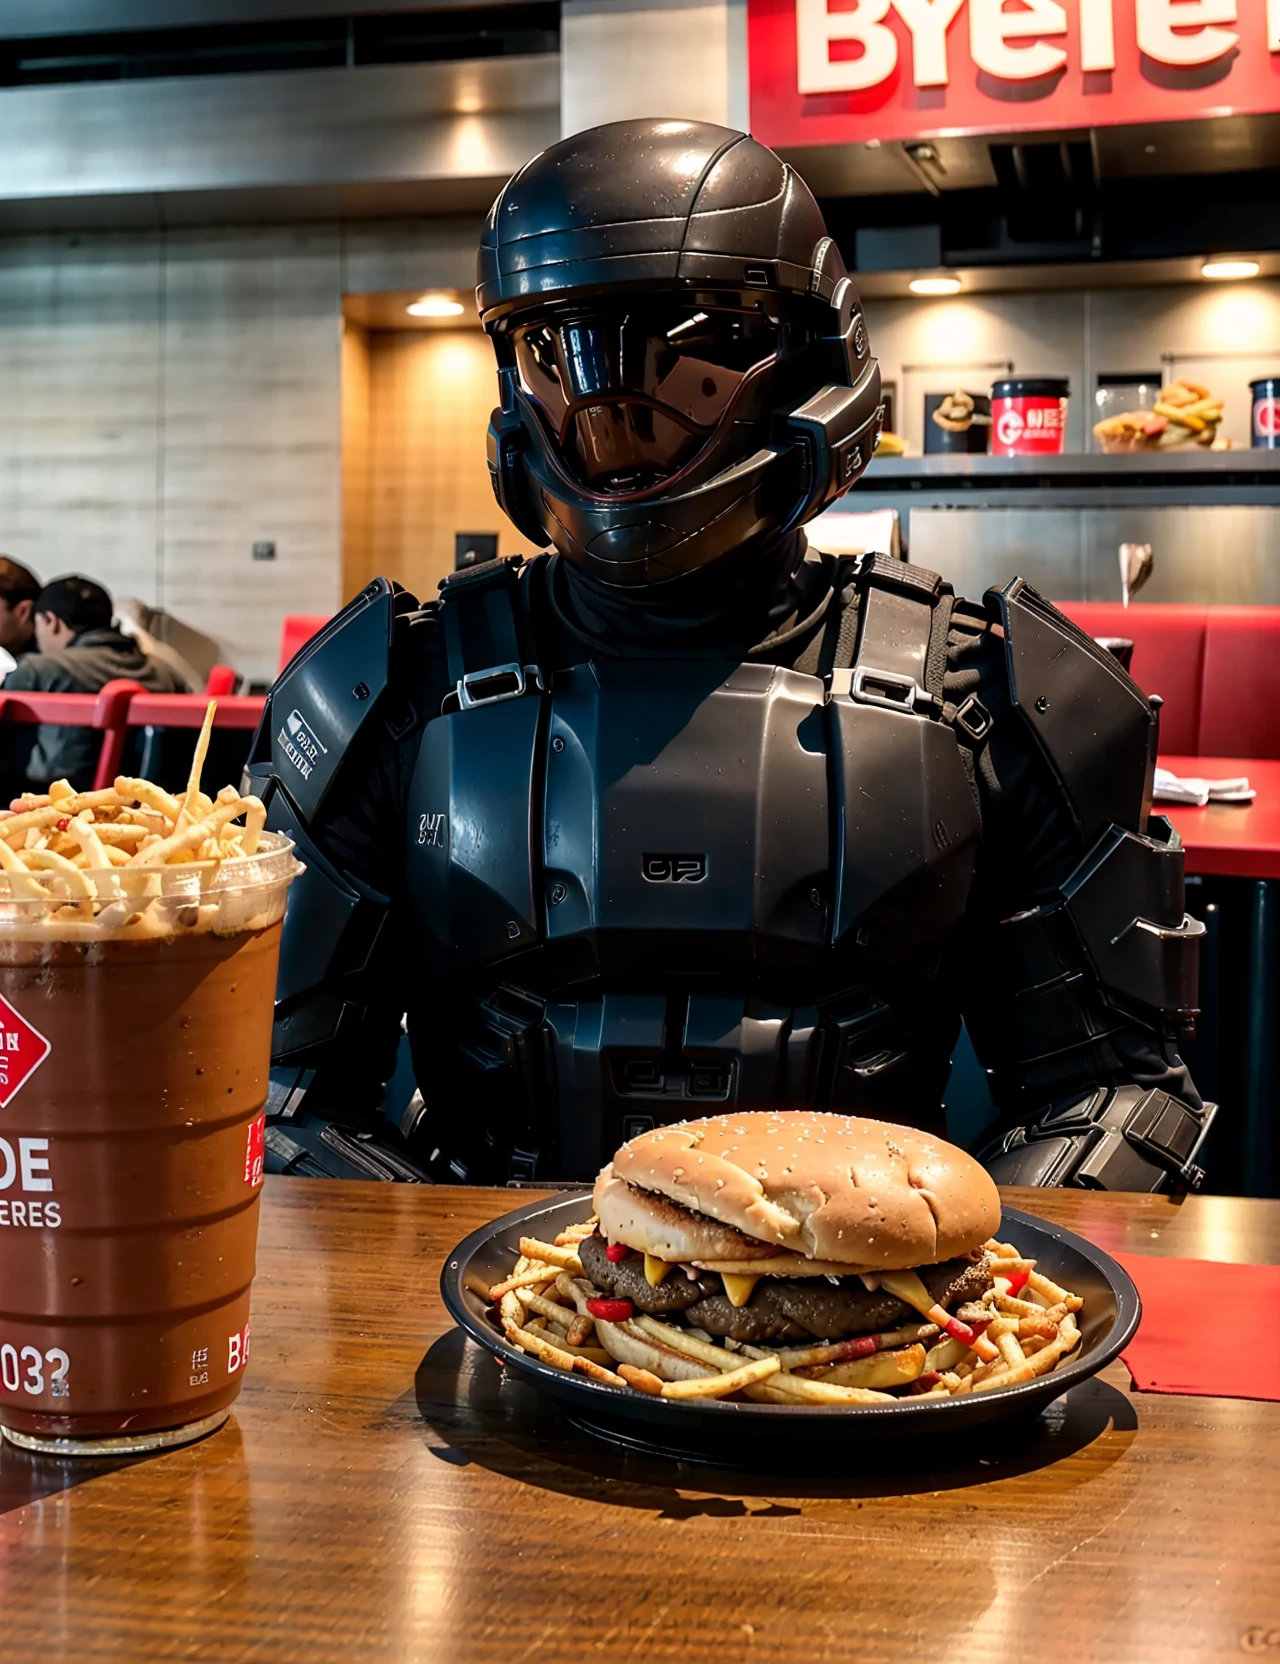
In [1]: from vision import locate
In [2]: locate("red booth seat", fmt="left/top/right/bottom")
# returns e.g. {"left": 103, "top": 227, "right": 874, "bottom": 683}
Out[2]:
{"left": 278, "top": 615, "right": 330, "bottom": 676}
{"left": 1057, "top": 601, "right": 1280, "bottom": 760}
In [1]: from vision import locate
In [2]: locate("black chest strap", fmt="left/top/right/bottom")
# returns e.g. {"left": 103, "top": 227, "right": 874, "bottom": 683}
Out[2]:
{"left": 806, "top": 551, "right": 994, "bottom": 747}
{"left": 438, "top": 555, "right": 542, "bottom": 714}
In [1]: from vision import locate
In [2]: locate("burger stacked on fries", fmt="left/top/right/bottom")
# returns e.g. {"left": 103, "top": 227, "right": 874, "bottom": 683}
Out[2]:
{"left": 491, "top": 1112, "right": 1083, "bottom": 1405}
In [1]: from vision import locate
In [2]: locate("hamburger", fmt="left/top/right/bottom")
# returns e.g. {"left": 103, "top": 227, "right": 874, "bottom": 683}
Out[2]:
{"left": 577, "top": 1111, "right": 1002, "bottom": 1375}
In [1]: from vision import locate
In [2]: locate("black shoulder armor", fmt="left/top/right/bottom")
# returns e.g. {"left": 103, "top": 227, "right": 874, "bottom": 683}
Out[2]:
{"left": 246, "top": 578, "right": 408, "bottom": 823}
{"left": 991, "top": 577, "right": 1154, "bottom": 842}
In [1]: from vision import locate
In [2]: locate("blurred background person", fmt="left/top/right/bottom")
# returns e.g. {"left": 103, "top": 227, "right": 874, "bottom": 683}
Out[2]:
{"left": 0, "top": 556, "right": 41, "bottom": 671}
{"left": 5, "top": 575, "right": 186, "bottom": 791}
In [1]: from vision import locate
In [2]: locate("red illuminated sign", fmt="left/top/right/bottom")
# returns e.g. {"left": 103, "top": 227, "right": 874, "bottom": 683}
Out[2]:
{"left": 748, "top": 0, "right": 1280, "bottom": 147}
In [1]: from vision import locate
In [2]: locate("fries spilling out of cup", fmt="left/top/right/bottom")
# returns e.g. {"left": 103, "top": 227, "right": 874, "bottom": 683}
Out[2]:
{"left": 0, "top": 701, "right": 289, "bottom": 939}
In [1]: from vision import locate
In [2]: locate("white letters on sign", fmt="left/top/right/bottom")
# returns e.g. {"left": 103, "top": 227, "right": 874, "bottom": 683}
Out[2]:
{"left": 970, "top": 0, "right": 1067, "bottom": 78}
{"left": 794, "top": 0, "right": 1258, "bottom": 91}
{"left": 1136, "top": 0, "right": 1237, "bottom": 63}
{"left": 797, "top": 0, "right": 899, "bottom": 91}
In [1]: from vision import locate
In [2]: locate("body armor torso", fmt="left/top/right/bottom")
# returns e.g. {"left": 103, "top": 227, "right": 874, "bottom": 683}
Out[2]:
{"left": 404, "top": 556, "right": 984, "bottom": 1178}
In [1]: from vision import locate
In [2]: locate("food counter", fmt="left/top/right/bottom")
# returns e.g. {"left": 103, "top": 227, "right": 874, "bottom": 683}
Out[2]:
{"left": 4, "top": 1177, "right": 1277, "bottom": 1664}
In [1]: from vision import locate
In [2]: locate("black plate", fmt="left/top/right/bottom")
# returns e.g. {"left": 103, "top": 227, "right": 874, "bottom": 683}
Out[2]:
{"left": 439, "top": 1192, "right": 1140, "bottom": 1463}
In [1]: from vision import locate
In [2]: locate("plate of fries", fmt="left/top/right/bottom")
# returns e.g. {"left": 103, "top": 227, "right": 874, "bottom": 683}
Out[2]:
{"left": 0, "top": 701, "right": 298, "bottom": 939}
{"left": 1093, "top": 378, "right": 1224, "bottom": 452}
{"left": 441, "top": 1193, "right": 1140, "bottom": 1459}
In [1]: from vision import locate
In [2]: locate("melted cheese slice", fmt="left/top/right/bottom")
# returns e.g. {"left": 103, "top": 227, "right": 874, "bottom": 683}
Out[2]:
{"left": 720, "top": 1273, "right": 762, "bottom": 1308}
{"left": 644, "top": 1254, "right": 672, "bottom": 1288}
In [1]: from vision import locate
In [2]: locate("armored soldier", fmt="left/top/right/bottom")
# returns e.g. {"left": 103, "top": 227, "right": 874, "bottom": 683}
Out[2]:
{"left": 250, "top": 119, "right": 1214, "bottom": 1192}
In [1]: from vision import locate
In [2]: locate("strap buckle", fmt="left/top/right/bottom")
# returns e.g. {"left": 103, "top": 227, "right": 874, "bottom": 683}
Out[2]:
{"left": 456, "top": 662, "right": 531, "bottom": 710}
{"left": 955, "top": 692, "right": 994, "bottom": 743}
{"left": 834, "top": 664, "right": 939, "bottom": 715}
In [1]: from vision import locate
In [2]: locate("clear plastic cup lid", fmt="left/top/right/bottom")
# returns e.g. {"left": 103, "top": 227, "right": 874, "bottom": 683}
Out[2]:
{"left": 0, "top": 830, "right": 302, "bottom": 941}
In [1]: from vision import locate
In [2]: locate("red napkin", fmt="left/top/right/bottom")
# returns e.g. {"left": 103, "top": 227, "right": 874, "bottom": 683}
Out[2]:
{"left": 1112, "top": 1251, "right": 1280, "bottom": 1402}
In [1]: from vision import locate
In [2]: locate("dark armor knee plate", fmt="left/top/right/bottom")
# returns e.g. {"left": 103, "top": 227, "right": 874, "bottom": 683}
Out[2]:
{"left": 980, "top": 1085, "right": 1217, "bottom": 1193}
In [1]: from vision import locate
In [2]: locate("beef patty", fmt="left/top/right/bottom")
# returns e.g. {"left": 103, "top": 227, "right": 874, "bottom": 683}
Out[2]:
{"left": 578, "top": 1230, "right": 992, "bottom": 1343}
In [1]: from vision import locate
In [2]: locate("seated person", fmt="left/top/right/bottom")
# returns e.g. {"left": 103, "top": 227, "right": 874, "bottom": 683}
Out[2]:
{"left": 4, "top": 576, "right": 187, "bottom": 791}
{"left": 0, "top": 556, "right": 41, "bottom": 670}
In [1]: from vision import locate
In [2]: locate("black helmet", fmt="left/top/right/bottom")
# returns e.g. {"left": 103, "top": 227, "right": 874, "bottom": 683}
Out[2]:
{"left": 477, "top": 118, "right": 881, "bottom": 590}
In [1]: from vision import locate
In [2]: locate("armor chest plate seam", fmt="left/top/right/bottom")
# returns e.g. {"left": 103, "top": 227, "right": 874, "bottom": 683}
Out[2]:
{"left": 407, "top": 654, "right": 981, "bottom": 984}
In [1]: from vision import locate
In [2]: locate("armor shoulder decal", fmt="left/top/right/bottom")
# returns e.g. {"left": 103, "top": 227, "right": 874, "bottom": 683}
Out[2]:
{"left": 992, "top": 577, "right": 1154, "bottom": 842}
{"left": 249, "top": 579, "right": 404, "bottom": 822}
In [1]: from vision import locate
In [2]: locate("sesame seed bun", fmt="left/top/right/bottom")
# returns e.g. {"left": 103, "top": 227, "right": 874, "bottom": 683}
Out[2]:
{"left": 594, "top": 1110, "right": 1001, "bottom": 1271}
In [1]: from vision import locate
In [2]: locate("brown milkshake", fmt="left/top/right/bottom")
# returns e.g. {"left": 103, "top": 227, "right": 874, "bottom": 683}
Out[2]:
{"left": 0, "top": 761, "right": 297, "bottom": 1455}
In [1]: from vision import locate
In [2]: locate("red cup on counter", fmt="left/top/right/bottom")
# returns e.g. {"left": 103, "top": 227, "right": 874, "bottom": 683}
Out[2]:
{"left": 991, "top": 378, "right": 1069, "bottom": 456}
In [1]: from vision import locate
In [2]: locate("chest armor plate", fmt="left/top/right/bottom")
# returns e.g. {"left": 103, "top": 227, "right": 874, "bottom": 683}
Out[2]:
{"left": 407, "top": 656, "right": 980, "bottom": 991}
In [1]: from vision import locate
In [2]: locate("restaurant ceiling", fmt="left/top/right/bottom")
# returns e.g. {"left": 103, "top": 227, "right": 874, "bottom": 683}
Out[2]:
{"left": 0, "top": 51, "right": 559, "bottom": 230}
{"left": 0, "top": 0, "right": 541, "bottom": 37}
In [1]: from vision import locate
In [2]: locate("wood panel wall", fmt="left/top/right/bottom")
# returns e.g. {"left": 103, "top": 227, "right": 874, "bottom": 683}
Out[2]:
{"left": 346, "top": 327, "right": 538, "bottom": 604}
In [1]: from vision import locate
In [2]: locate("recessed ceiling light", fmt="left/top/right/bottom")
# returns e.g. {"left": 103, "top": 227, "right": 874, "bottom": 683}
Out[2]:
{"left": 407, "top": 294, "right": 466, "bottom": 317}
{"left": 909, "top": 276, "right": 962, "bottom": 296}
{"left": 1201, "top": 258, "right": 1260, "bottom": 280}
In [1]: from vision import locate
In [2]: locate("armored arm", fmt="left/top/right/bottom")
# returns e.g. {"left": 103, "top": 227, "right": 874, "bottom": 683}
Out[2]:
{"left": 244, "top": 580, "right": 430, "bottom": 1155}
{"left": 961, "top": 580, "right": 1216, "bottom": 1193}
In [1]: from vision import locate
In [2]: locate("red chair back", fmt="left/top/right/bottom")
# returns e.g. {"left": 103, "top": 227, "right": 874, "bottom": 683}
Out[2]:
{"left": 204, "top": 664, "right": 238, "bottom": 696}
{"left": 0, "top": 678, "right": 145, "bottom": 791}
{"left": 1198, "top": 606, "right": 1280, "bottom": 759}
{"left": 1055, "top": 601, "right": 1209, "bottom": 756}
{"left": 128, "top": 692, "right": 265, "bottom": 730}
{"left": 278, "top": 616, "right": 329, "bottom": 676}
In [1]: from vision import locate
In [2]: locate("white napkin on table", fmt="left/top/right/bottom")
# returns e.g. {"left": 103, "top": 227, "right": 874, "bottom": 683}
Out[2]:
{"left": 1153, "top": 766, "right": 1255, "bottom": 807}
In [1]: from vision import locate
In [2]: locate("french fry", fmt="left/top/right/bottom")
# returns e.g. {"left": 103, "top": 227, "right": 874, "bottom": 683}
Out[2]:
{"left": 970, "top": 1314, "right": 1080, "bottom": 1394}
{"left": 517, "top": 1237, "right": 584, "bottom": 1273}
{"left": 798, "top": 1343, "right": 926, "bottom": 1391}
{"left": 660, "top": 1354, "right": 780, "bottom": 1400}
{"left": 746, "top": 1373, "right": 893, "bottom": 1406}
{"left": 996, "top": 1330, "right": 1027, "bottom": 1369}
{"left": 491, "top": 1220, "right": 1088, "bottom": 1408}
{"left": 1028, "top": 1270, "right": 1081, "bottom": 1311}
{"left": 515, "top": 1286, "right": 582, "bottom": 1327}
{"left": 489, "top": 1265, "right": 560, "bottom": 1301}
{"left": 618, "top": 1364, "right": 664, "bottom": 1395}
{"left": 114, "top": 777, "right": 184, "bottom": 819}
{"left": 176, "top": 701, "right": 217, "bottom": 832}
{"left": 633, "top": 1314, "right": 743, "bottom": 1372}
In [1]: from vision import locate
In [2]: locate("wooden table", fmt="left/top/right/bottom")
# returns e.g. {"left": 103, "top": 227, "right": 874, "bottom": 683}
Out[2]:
{"left": 3, "top": 1180, "right": 1278, "bottom": 1664}
{"left": 1160, "top": 754, "right": 1280, "bottom": 879}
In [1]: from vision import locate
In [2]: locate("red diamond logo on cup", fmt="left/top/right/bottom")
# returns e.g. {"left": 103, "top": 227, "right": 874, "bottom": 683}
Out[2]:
{"left": 0, "top": 996, "right": 51, "bottom": 1109}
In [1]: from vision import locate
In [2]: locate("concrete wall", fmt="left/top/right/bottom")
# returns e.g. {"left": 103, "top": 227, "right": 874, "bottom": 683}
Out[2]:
{"left": 561, "top": 0, "right": 746, "bottom": 134}
{"left": 0, "top": 216, "right": 482, "bottom": 684}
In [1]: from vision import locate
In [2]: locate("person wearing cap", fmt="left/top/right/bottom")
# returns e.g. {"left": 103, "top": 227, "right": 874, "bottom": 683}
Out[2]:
{"left": 3, "top": 575, "right": 185, "bottom": 790}
{"left": 0, "top": 557, "right": 42, "bottom": 667}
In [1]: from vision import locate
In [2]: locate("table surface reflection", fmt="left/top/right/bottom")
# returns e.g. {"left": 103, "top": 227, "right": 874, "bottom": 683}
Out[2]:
{"left": 2, "top": 1180, "right": 1277, "bottom": 1664}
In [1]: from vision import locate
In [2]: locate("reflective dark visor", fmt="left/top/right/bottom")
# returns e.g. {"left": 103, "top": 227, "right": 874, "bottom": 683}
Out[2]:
{"left": 511, "top": 301, "right": 779, "bottom": 496}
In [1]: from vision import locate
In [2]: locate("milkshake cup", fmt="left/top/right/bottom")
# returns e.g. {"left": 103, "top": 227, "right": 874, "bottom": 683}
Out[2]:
{"left": 0, "top": 779, "right": 298, "bottom": 1456}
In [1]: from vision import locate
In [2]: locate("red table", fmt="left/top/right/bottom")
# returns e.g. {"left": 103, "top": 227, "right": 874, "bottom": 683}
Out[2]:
{"left": 1159, "top": 754, "right": 1280, "bottom": 879}
{"left": 1159, "top": 755, "right": 1279, "bottom": 1195}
